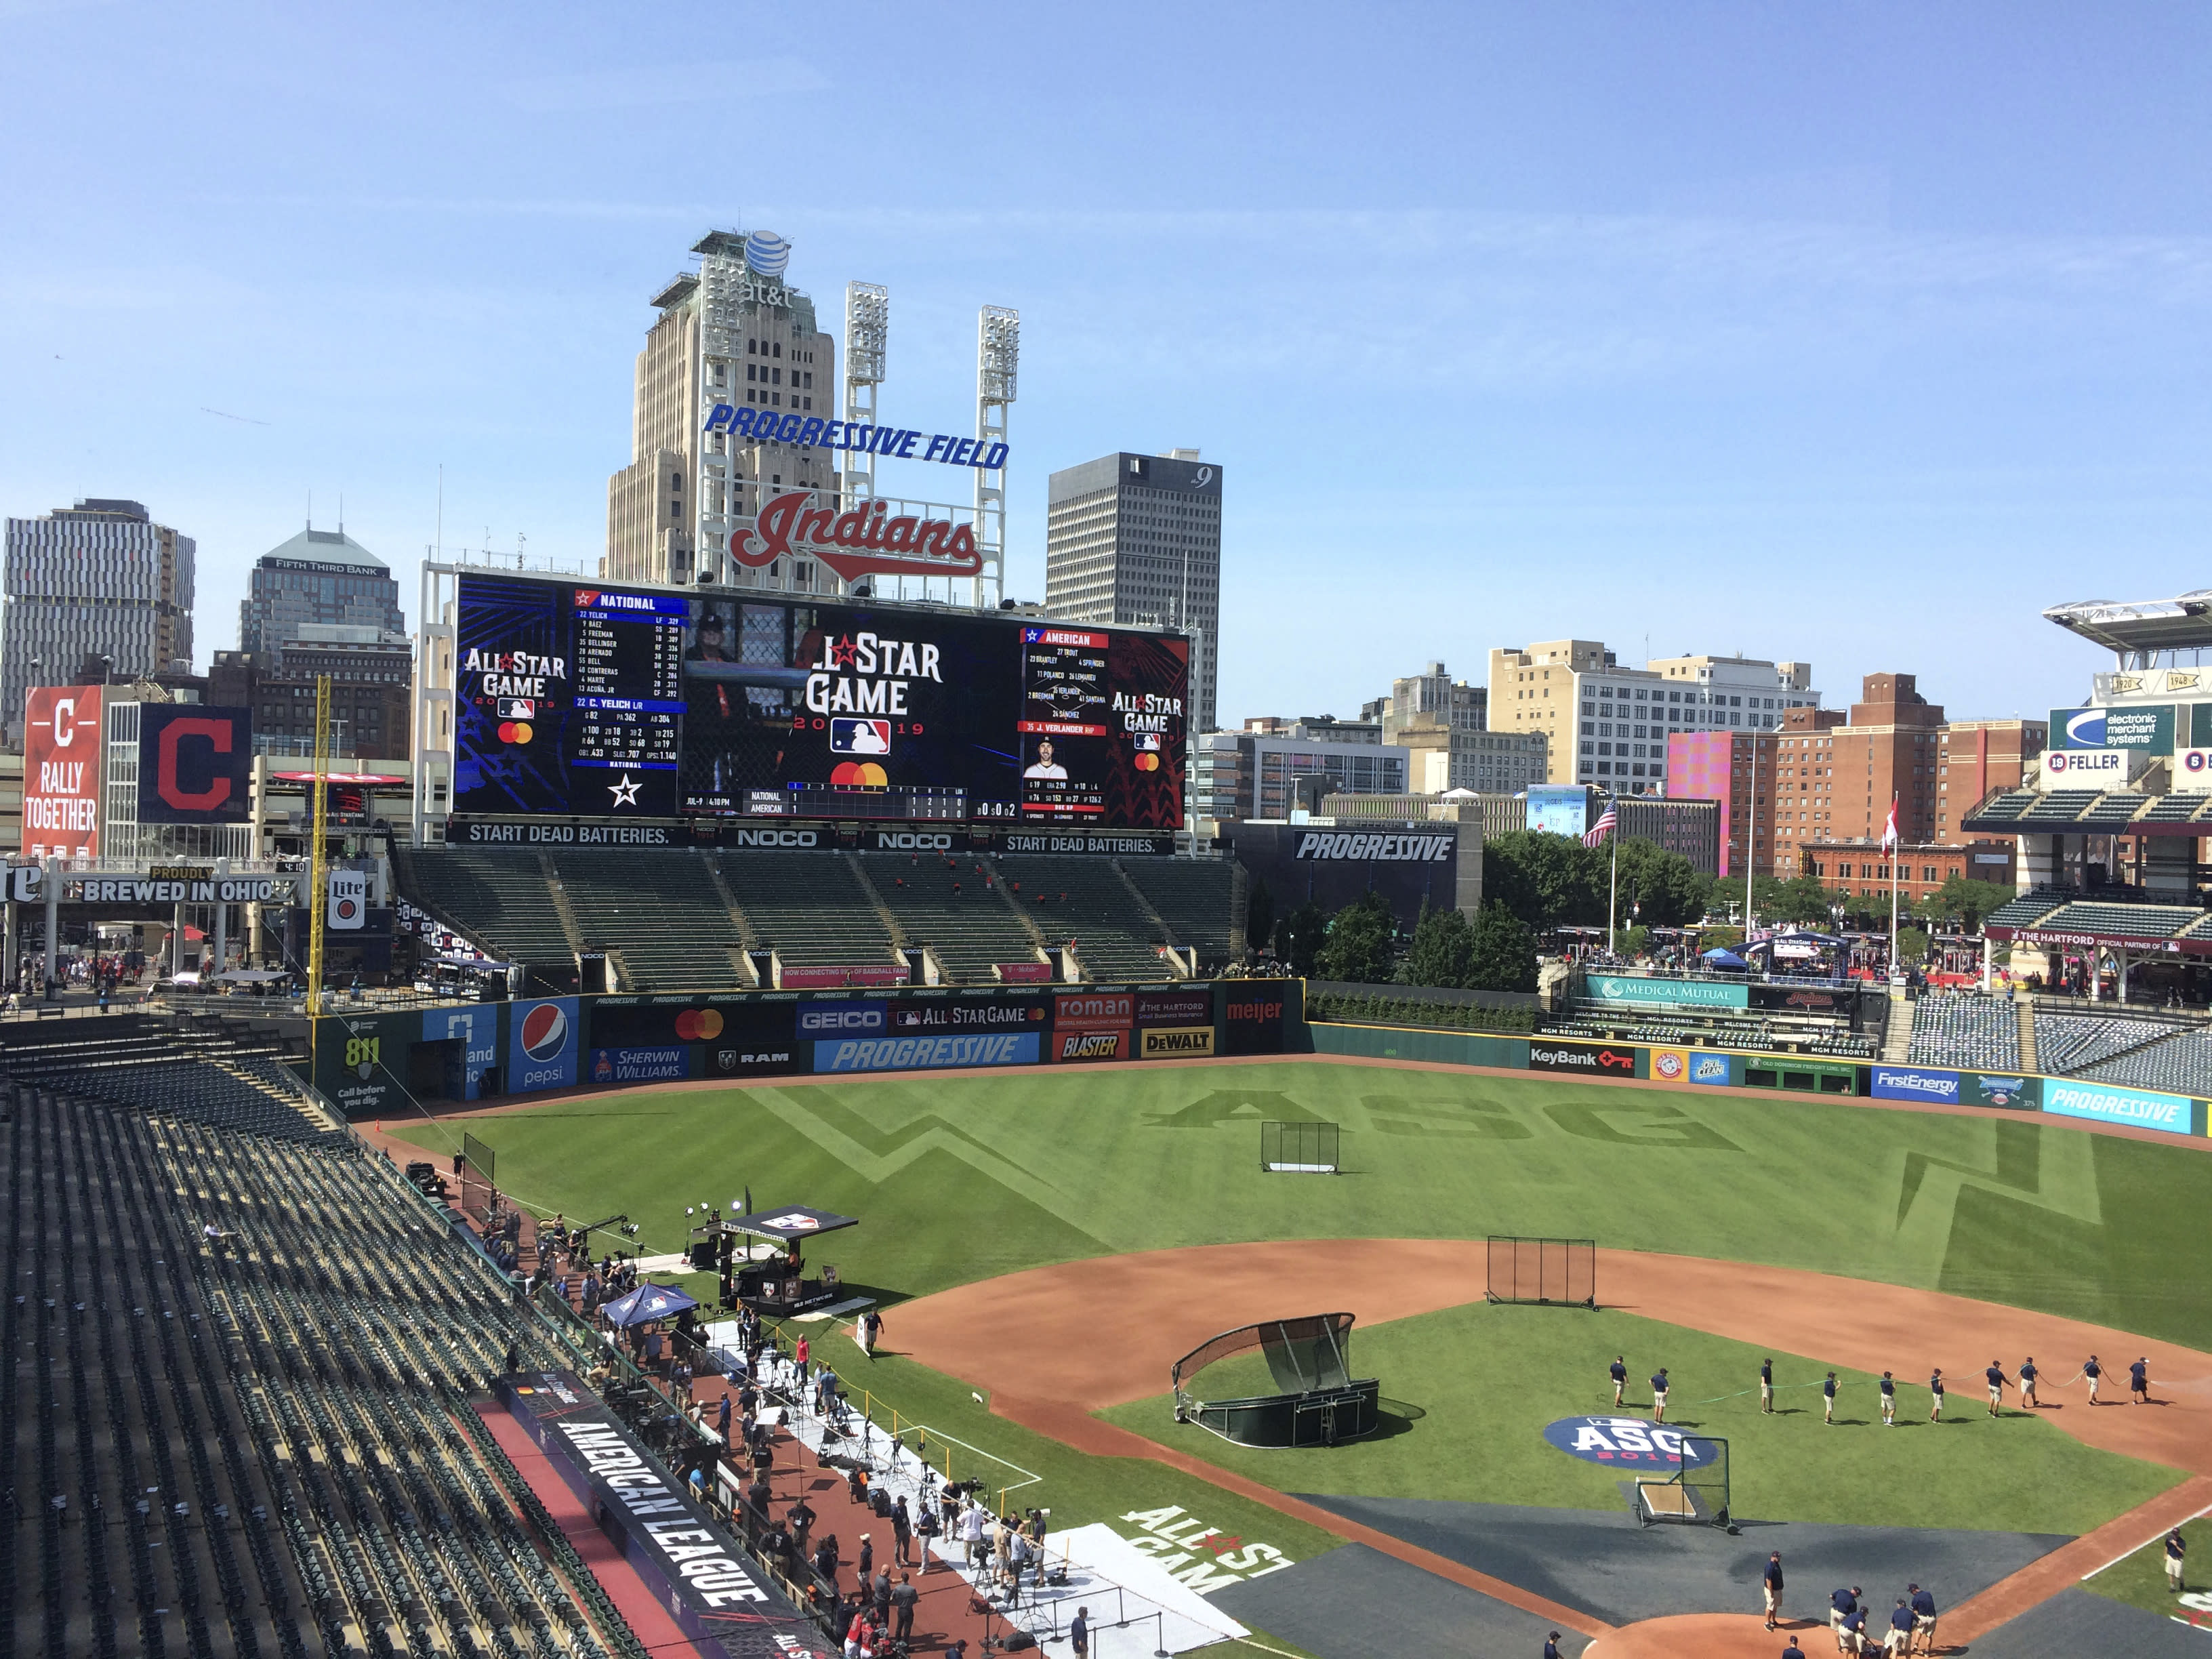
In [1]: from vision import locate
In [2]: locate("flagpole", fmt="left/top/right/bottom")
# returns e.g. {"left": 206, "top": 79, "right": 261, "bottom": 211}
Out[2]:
{"left": 1608, "top": 794, "right": 1619, "bottom": 957}
{"left": 1886, "top": 794, "right": 1900, "bottom": 979}
{"left": 1743, "top": 733, "right": 1757, "bottom": 939}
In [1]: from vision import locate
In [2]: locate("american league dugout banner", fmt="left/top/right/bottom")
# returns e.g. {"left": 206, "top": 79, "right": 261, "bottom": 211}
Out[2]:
{"left": 312, "top": 979, "right": 1305, "bottom": 1110}
{"left": 493, "top": 1371, "right": 830, "bottom": 1659}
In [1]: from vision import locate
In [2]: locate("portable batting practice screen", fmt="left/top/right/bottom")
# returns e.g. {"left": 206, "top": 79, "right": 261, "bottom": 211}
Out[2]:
{"left": 1485, "top": 1235, "right": 1597, "bottom": 1309}
{"left": 1171, "top": 1313, "right": 1380, "bottom": 1448}
{"left": 459, "top": 1132, "right": 498, "bottom": 1222}
{"left": 1634, "top": 1435, "right": 1733, "bottom": 1532}
{"left": 1261, "top": 1120, "right": 1339, "bottom": 1174}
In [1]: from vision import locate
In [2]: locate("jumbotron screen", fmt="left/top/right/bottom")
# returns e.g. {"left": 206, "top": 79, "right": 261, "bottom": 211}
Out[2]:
{"left": 450, "top": 575, "right": 1189, "bottom": 828}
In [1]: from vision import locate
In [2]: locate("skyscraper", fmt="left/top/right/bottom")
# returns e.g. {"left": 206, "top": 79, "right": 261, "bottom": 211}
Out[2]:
{"left": 2, "top": 498, "right": 194, "bottom": 741}
{"left": 1044, "top": 451, "right": 1221, "bottom": 735}
{"left": 238, "top": 522, "right": 403, "bottom": 652}
{"left": 605, "top": 228, "right": 839, "bottom": 590}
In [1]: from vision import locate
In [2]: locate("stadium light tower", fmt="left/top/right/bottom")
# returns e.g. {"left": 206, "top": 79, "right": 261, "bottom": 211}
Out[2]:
{"left": 843, "top": 281, "right": 888, "bottom": 509}
{"left": 975, "top": 306, "right": 1018, "bottom": 609}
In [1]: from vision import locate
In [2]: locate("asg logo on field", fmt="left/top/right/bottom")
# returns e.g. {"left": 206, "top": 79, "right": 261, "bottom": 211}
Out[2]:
{"left": 519, "top": 1002, "right": 570, "bottom": 1063}
{"left": 1542, "top": 1416, "right": 1719, "bottom": 1467}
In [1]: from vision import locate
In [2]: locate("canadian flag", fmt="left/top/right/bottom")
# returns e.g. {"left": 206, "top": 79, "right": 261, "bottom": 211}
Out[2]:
{"left": 1880, "top": 795, "right": 1899, "bottom": 853}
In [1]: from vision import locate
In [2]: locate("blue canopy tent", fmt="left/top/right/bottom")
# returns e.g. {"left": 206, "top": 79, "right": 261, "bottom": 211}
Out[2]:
{"left": 598, "top": 1282, "right": 698, "bottom": 1328}
{"left": 1701, "top": 948, "right": 1751, "bottom": 972}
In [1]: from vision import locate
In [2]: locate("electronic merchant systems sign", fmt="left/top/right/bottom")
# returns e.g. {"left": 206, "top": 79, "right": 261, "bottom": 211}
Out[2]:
{"left": 451, "top": 575, "right": 1187, "bottom": 832}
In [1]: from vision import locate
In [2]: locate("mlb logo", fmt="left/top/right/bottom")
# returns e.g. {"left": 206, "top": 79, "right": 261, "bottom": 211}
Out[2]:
{"left": 497, "top": 697, "right": 536, "bottom": 720}
{"left": 831, "top": 718, "right": 892, "bottom": 755}
{"left": 1134, "top": 732, "right": 1160, "bottom": 752}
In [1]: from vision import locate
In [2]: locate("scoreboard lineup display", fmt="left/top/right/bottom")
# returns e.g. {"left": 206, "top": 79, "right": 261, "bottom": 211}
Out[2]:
{"left": 451, "top": 575, "right": 1189, "bottom": 831}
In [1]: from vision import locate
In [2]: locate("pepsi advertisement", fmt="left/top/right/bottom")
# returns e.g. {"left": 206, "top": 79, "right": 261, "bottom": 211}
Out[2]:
{"left": 508, "top": 998, "right": 580, "bottom": 1094}
{"left": 451, "top": 573, "right": 1187, "bottom": 830}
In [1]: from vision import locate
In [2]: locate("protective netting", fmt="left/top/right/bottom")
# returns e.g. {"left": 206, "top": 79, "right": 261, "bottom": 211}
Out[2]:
{"left": 1172, "top": 1313, "right": 1355, "bottom": 1398}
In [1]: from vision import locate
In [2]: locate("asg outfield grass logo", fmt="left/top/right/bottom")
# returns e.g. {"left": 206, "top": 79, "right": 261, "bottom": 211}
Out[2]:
{"left": 1542, "top": 1416, "right": 1718, "bottom": 1467}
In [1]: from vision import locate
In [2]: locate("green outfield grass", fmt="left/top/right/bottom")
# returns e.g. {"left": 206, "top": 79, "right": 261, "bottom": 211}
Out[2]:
{"left": 1104, "top": 1300, "right": 2184, "bottom": 1534}
{"left": 2080, "top": 1513, "right": 2212, "bottom": 1620}
{"left": 387, "top": 1061, "right": 2212, "bottom": 1351}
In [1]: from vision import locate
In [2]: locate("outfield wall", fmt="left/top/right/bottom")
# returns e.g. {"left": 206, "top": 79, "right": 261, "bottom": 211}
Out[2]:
{"left": 313, "top": 979, "right": 1303, "bottom": 1118}
{"left": 1308, "top": 1021, "right": 2211, "bottom": 1139}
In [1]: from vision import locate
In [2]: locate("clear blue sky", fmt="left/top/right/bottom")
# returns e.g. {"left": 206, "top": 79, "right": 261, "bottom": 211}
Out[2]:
{"left": 5, "top": 2, "right": 2210, "bottom": 727}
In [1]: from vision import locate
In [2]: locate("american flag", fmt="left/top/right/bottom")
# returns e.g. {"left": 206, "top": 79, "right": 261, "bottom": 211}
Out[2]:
{"left": 1583, "top": 802, "right": 1618, "bottom": 848}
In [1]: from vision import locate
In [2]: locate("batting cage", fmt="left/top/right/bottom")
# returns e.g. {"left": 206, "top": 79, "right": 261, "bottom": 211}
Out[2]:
{"left": 1261, "top": 1120, "right": 1340, "bottom": 1173}
{"left": 1633, "top": 1434, "right": 1733, "bottom": 1532}
{"left": 1485, "top": 1235, "right": 1597, "bottom": 1308}
{"left": 1171, "top": 1313, "right": 1380, "bottom": 1447}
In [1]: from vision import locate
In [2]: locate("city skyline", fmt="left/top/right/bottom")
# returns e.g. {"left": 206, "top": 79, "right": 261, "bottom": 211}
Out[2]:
{"left": 5, "top": 4, "right": 2210, "bottom": 732}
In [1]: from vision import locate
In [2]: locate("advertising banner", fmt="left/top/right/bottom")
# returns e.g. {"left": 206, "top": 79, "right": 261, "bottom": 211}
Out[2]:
{"left": 892, "top": 996, "right": 1050, "bottom": 1035}
{"left": 21, "top": 685, "right": 103, "bottom": 858}
{"left": 1649, "top": 1048, "right": 1733, "bottom": 1086}
{"left": 327, "top": 869, "right": 368, "bottom": 930}
{"left": 508, "top": 998, "right": 580, "bottom": 1093}
{"left": 137, "top": 704, "right": 253, "bottom": 823}
{"left": 995, "top": 962, "right": 1055, "bottom": 983}
{"left": 315, "top": 1010, "right": 416, "bottom": 1118}
{"left": 424, "top": 1006, "right": 500, "bottom": 1101}
{"left": 1136, "top": 989, "right": 1214, "bottom": 1029}
{"left": 1526, "top": 785, "right": 1589, "bottom": 838}
{"left": 1052, "top": 1027, "right": 1130, "bottom": 1063}
{"left": 1872, "top": 1065, "right": 1961, "bottom": 1105}
{"left": 811, "top": 1031, "right": 1040, "bottom": 1072}
{"left": 1586, "top": 974, "right": 1750, "bottom": 1010}
{"left": 792, "top": 1000, "right": 887, "bottom": 1040}
{"left": 493, "top": 1372, "right": 830, "bottom": 1659}
{"left": 1054, "top": 991, "right": 1134, "bottom": 1029}
{"left": 1139, "top": 1026, "right": 1214, "bottom": 1059}
{"left": 1223, "top": 987, "right": 1292, "bottom": 1055}
{"left": 1225, "top": 822, "right": 1460, "bottom": 931}
{"left": 2051, "top": 705, "right": 2173, "bottom": 750}
{"left": 2041, "top": 1079, "right": 2194, "bottom": 1135}
{"left": 1965, "top": 1073, "right": 2037, "bottom": 1109}
{"left": 587, "top": 1046, "right": 693, "bottom": 1085}
{"left": 1528, "top": 1040, "right": 1644, "bottom": 1078}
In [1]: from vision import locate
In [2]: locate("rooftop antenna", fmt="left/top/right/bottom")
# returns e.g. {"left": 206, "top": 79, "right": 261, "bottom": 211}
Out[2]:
{"left": 338, "top": 493, "right": 344, "bottom": 535}
{"left": 307, "top": 489, "right": 312, "bottom": 531}
{"left": 516, "top": 531, "right": 527, "bottom": 570}
{"left": 435, "top": 464, "right": 443, "bottom": 560}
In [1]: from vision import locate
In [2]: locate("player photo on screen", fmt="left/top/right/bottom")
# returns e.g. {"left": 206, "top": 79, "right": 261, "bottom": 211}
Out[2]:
{"left": 1023, "top": 737, "right": 1069, "bottom": 779}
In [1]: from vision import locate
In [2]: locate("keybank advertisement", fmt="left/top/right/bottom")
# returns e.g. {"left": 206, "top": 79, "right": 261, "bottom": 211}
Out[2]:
{"left": 2041, "top": 1079, "right": 2194, "bottom": 1134}
{"left": 1871, "top": 1065, "right": 1961, "bottom": 1105}
{"left": 813, "top": 1031, "right": 1042, "bottom": 1071}
{"left": 1586, "top": 975, "right": 1750, "bottom": 1011}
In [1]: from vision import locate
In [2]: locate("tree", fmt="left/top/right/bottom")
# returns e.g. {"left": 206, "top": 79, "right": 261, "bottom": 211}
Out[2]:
{"left": 1896, "top": 924, "right": 1931, "bottom": 965}
{"left": 1277, "top": 900, "right": 1328, "bottom": 978}
{"left": 1244, "top": 876, "right": 1276, "bottom": 960}
{"left": 1316, "top": 891, "right": 1396, "bottom": 984}
{"left": 1755, "top": 872, "right": 1841, "bottom": 928}
{"left": 1612, "top": 839, "right": 1713, "bottom": 928}
{"left": 1401, "top": 903, "right": 1477, "bottom": 989}
{"left": 1466, "top": 902, "right": 1538, "bottom": 992}
{"left": 1481, "top": 830, "right": 1600, "bottom": 929}
{"left": 1916, "top": 875, "right": 2016, "bottom": 933}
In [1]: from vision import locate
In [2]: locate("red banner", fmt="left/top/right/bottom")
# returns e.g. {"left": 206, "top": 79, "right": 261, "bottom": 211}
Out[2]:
{"left": 22, "top": 685, "right": 102, "bottom": 858}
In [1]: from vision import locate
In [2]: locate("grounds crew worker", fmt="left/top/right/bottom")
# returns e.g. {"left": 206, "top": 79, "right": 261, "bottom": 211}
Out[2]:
{"left": 1761, "top": 1357, "right": 1774, "bottom": 1414}
{"left": 1830, "top": 1584, "right": 1860, "bottom": 1645}
{"left": 1650, "top": 1367, "right": 1670, "bottom": 1422}
{"left": 1908, "top": 1584, "right": 1937, "bottom": 1653}
{"left": 1610, "top": 1355, "right": 1627, "bottom": 1408}
{"left": 1763, "top": 1551, "right": 1784, "bottom": 1630}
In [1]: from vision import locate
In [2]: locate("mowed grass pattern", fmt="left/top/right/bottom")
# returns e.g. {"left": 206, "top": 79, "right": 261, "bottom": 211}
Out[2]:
{"left": 1103, "top": 1301, "right": 2184, "bottom": 1534}
{"left": 387, "top": 1063, "right": 2212, "bottom": 1352}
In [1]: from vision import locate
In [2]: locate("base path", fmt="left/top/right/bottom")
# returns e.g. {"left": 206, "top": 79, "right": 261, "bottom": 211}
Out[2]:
{"left": 892, "top": 1239, "right": 2212, "bottom": 1643}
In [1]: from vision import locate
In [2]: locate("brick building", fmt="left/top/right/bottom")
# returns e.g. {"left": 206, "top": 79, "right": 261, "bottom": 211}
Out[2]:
{"left": 1799, "top": 840, "right": 2018, "bottom": 903}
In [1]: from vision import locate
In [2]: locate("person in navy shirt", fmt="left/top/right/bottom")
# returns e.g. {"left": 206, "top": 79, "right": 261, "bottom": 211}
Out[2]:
{"left": 1762, "top": 1551, "right": 1784, "bottom": 1629}
{"left": 2084, "top": 1353, "right": 2102, "bottom": 1404}
{"left": 1909, "top": 1584, "right": 1938, "bottom": 1650}
{"left": 1650, "top": 1368, "right": 1670, "bottom": 1422}
{"left": 1879, "top": 1370, "right": 1896, "bottom": 1427}
{"left": 2131, "top": 1356, "right": 2150, "bottom": 1404}
{"left": 1542, "top": 1634, "right": 1563, "bottom": 1659}
{"left": 1887, "top": 1597, "right": 1916, "bottom": 1653}
{"left": 1984, "top": 1359, "right": 2009, "bottom": 1417}
{"left": 1928, "top": 1368, "right": 1945, "bottom": 1422}
{"left": 1761, "top": 1357, "right": 1775, "bottom": 1414}
{"left": 1781, "top": 1641, "right": 1807, "bottom": 1659}
{"left": 1822, "top": 1372, "right": 1838, "bottom": 1425}
{"left": 1829, "top": 1584, "right": 1858, "bottom": 1643}
{"left": 1610, "top": 1355, "right": 1627, "bottom": 1408}
{"left": 2167, "top": 1528, "right": 2187, "bottom": 1593}
{"left": 2019, "top": 1357, "right": 2039, "bottom": 1409}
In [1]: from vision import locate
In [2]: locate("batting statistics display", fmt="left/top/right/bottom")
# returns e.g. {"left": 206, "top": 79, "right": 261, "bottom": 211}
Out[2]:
{"left": 452, "top": 575, "right": 1189, "bottom": 828}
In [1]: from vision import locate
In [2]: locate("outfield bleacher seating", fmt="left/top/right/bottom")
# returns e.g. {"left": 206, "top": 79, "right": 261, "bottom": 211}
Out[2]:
{"left": 555, "top": 848, "right": 749, "bottom": 990}
{"left": 2034, "top": 1010, "right": 2178, "bottom": 1074}
{"left": 2078, "top": 1027, "right": 2212, "bottom": 1094}
{"left": 1120, "top": 859, "right": 1237, "bottom": 968}
{"left": 1904, "top": 994, "right": 2022, "bottom": 1069}
{"left": 2030, "top": 901, "right": 2203, "bottom": 942}
{"left": 714, "top": 851, "right": 900, "bottom": 970}
{"left": 1984, "top": 888, "right": 2074, "bottom": 930}
{"left": 858, "top": 853, "right": 1040, "bottom": 983}
{"left": 1002, "top": 857, "right": 1179, "bottom": 981}
{"left": 394, "top": 844, "right": 575, "bottom": 964}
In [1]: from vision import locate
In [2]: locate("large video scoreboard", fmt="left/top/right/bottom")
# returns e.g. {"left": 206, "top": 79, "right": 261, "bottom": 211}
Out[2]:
{"left": 450, "top": 575, "right": 1189, "bottom": 830}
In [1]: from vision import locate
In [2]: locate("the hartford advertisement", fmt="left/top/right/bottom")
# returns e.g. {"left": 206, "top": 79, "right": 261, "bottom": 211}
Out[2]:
{"left": 312, "top": 981, "right": 1300, "bottom": 1115}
